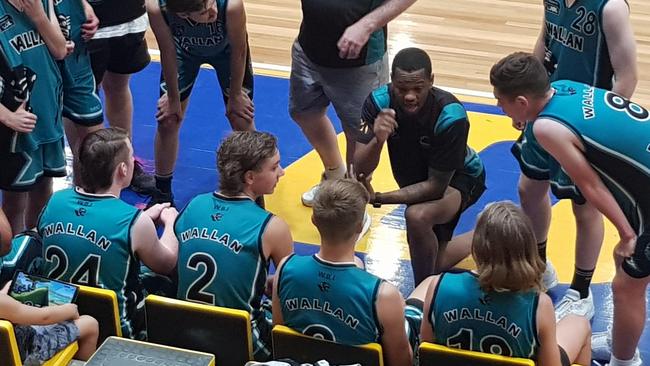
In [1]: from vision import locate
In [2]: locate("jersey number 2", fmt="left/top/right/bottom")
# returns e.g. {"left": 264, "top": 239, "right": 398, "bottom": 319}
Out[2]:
{"left": 186, "top": 253, "right": 217, "bottom": 304}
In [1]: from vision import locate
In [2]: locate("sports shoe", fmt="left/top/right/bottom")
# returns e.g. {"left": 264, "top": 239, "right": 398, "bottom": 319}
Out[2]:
{"left": 130, "top": 160, "right": 156, "bottom": 195}
{"left": 356, "top": 212, "right": 372, "bottom": 243}
{"left": 554, "top": 288, "right": 595, "bottom": 321}
{"left": 146, "top": 188, "right": 175, "bottom": 208}
{"left": 301, "top": 183, "right": 320, "bottom": 207}
{"left": 543, "top": 260, "right": 558, "bottom": 290}
{"left": 591, "top": 331, "right": 642, "bottom": 364}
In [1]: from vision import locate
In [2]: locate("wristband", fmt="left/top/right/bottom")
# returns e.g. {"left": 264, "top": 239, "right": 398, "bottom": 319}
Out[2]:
{"left": 372, "top": 192, "right": 382, "bottom": 208}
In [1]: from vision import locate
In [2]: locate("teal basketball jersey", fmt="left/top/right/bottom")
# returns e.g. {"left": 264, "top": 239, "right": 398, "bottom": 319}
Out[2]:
{"left": 542, "top": 0, "right": 613, "bottom": 88}
{"left": 0, "top": 0, "right": 63, "bottom": 153}
{"left": 175, "top": 193, "right": 271, "bottom": 319}
{"left": 53, "top": 0, "right": 85, "bottom": 45}
{"left": 538, "top": 80, "right": 650, "bottom": 232}
{"left": 430, "top": 271, "right": 539, "bottom": 359}
{"left": 37, "top": 188, "right": 142, "bottom": 338}
{"left": 277, "top": 254, "right": 382, "bottom": 345}
{"left": 159, "top": 0, "right": 229, "bottom": 59}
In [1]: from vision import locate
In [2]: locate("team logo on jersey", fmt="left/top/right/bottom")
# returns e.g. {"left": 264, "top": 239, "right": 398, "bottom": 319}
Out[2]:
{"left": 0, "top": 15, "right": 14, "bottom": 31}
{"left": 479, "top": 294, "right": 492, "bottom": 305}
{"left": 318, "top": 281, "right": 331, "bottom": 293}
{"left": 359, "top": 119, "right": 371, "bottom": 136}
{"left": 75, "top": 208, "right": 87, "bottom": 217}
{"left": 57, "top": 14, "right": 71, "bottom": 41}
{"left": 211, "top": 213, "right": 223, "bottom": 221}
{"left": 544, "top": 0, "right": 560, "bottom": 15}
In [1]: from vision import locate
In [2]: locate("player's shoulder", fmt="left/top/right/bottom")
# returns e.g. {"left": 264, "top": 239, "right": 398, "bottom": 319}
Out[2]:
{"left": 369, "top": 84, "right": 391, "bottom": 110}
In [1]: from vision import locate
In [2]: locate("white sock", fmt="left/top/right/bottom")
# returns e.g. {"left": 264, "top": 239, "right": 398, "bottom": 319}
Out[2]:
{"left": 609, "top": 354, "right": 639, "bottom": 366}
{"left": 324, "top": 165, "right": 346, "bottom": 180}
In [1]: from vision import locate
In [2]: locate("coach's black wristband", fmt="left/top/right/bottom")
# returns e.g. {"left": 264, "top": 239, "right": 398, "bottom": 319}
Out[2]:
{"left": 372, "top": 192, "right": 382, "bottom": 208}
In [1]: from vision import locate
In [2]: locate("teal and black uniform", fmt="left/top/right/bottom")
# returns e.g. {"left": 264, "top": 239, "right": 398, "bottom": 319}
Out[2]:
{"left": 537, "top": 80, "right": 650, "bottom": 278}
{"left": 0, "top": 0, "right": 65, "bottom": 190}
{"left": 429, "top": 271, "right": 539, "bottom": 359}
{"left": 37, "top": 188, "right": 144, "bottom": 339}
{"left": 358, "top": 85, "right": 486, "bottom": 241}
{"left": 174, "top": 192, "right": 272, "bottom": 359}
{"left": 277, "top": 254, "right": 382, "bottom": 345}
{"left": 159, "top": 0, "right": 253, "bottom": 102}
{"left": 512, "top": 0, "right": 618, "bottom": 200}
{"left": 54, "top": 0, "right": 103, "bottom": 126}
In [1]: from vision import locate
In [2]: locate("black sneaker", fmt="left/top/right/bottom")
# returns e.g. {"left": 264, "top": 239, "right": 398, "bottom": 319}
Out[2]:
{"left": 146, "top": 188, "right": 176, "bottom": 209}
{"left": 130, "top": 160, "right": 156, "bottom": 195}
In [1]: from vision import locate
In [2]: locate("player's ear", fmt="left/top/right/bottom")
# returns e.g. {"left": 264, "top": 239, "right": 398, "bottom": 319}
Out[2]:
{"left": 244, "top": 169, "right": 255, "bottom": 185}
{"left": 515, "top": 95, "right": 529, "bottom": 107}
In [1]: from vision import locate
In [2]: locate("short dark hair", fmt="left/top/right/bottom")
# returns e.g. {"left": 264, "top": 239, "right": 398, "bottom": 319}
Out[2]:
{"left": 490, "top": 52, "right": 550, "bottom": 100}
{"left": 392, "top": 47, "right": 432, "bottom": 77}
{"left": 217, "top": 131, "right": 278, "bottom": 195}
{"left": 164, "top": 0, "right": 206, "bottom": 13}
{"left": 78, "top": 128, "right": 130, "bottom": 193}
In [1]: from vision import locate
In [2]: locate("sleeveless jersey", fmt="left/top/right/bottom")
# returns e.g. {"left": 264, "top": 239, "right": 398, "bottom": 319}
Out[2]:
{"left": 53, "top": 0, "right": 86, "bottom": 47}
{"left": 0, "top": 0, "right": 62, "bottom": 153}
{"left": 277, "top": 254, "right": 382, "bottom": 345}
{"left": 538, "top": 80, "right": 650, "bottom": 232}
{"left": 159, "top": 0, "right": 229, "bottom": 59}
{"left": 297, "top": 0, "right": 386, "bottom": 68}
{"left": 37, "top": 188, "right": 142, "bottom": 338}
{"left": 174, "top": 193, "right": 271, "bottom": 320}
{"left": 430, "top": 271, "right": 539, "bottom": 359}
{"left": 87, "top": 0, "right": 145, "bottom": 28}
{"left": 542, "top": 0, "right": 613, "bottom": 89}
{"left": 360, "top": 85, "right": 483, "bottom": 188}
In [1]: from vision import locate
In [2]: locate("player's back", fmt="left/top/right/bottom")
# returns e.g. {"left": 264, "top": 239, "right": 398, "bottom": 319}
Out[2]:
{"left": 277, "top": 254, "right": 382, "bottom": 345}
{"left": 174, "top": 192, "right": 271, "bottom": 318}
{"left": 430, "top": 271, "right": 539, "bottom": 359}
{"left": 37, "top": 187, "right": 143, "bottom": 337}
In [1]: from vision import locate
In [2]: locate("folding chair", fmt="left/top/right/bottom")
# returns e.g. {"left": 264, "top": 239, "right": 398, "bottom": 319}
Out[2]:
{"left": 0, "top": 320, "right": 78, "bottom": 366}
{"left": 75, "top": 285, "right": 121, "bottom": 345}
{"left": 418, "top": 341, "right": 535, "bottom": 366}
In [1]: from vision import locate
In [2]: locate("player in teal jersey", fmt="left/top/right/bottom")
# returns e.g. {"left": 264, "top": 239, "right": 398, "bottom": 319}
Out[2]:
{"left": 146, "top": 0, "right": 254, "bottom": 205}
{"left": 37, "top": 128, "right": 179, "bottom": 339}
{"left": 421, "top": 202, "right": 591, "bottom": 366}
{"left": 273, "top": 178, "right": 418, "bottom": 366}
{"left": 490, "top": 52, "right": 650, "bottom": 366}
{"left": 514, "top": 0, "right": 637, "bottom": 319}
{"left": 174, "top": 131, "right": 293, "bottom": 360}
{"left": 54, "top": 0, "right": 103, "bottom": 169}
{"left": 0, "top": 0, "right": 68, "bottom": 234}
{"left": 0, "top": 209, "right": 10, "bottom": 257}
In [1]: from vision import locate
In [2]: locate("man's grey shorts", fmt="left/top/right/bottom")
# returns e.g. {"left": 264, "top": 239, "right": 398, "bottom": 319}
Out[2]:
{"left": 289, "top": 40, "right": 389, "bottom": 132}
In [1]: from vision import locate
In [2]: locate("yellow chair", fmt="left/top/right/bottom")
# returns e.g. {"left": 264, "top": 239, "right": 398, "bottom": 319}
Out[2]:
{"left": 0, "top": 320, "right": 78, "bottom": 366}
{"left": 75, "top": 285, "right": 121, "bottom": 345}
{"left": 145, "top": 294, "right": 253, "bottom": 366}
{"left": 271, "top": 325, "right": 384, "bottom": 366}
{"left": 418, "top": 342, "right": 535, "bottom": 366}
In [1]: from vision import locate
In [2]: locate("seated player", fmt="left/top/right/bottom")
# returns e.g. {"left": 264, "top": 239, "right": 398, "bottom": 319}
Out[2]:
{"left": 489, "top": 52, "right": 650, "bottom": 366}
{"left": 272, "top": 178, "right": 417, "bottom": 366}
{"left": 0, "top": 208, "right": 11, "bottom": 257}
{"left": 421, "top": 201, "right": 591, "bottom": 366}
{"left": 354, "top": 47, "right": 486, "bottom": 286}
{"left": 0, "top": 288, "right": 98, "bottom": 364}
{"left": 174, "top": 131, "right": 293, "bottom": 360}
{"left": 146, "top": 0, "right": 255, "bottom": 204}
{"left": 37, "top": 128, "right": 179, "bottom": 339}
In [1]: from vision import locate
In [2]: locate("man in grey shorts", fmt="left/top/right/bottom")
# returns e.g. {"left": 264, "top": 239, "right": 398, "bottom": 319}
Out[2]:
{"left": 290, "top": 0, "right": 416, "bottom": 223}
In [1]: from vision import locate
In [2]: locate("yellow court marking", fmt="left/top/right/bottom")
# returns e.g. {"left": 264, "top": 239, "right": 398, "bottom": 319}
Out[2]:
{"left": 266, "top": 111, "right": 618, "bottom": 284}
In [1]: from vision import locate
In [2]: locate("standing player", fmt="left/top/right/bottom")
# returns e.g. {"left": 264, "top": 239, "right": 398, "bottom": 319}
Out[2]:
{"left": 291, "top": 0, "right": 415, "bottom": 218}
{"left": 490, "top": 52, "right": 649, "bottom": 366}
{"left": 420, "top": 201, "right": 592, "bottom": 366}
{"left": 273, "top": 178, "right": 417, "bottom": 366}
{"left": 55, "top": 0, "right": 103, "bottom": 164}
{"left": 146, "top": 0, "right": 254, "bottom": 205}
{"left": 0, "top": 0, "right": 68, "bottom": 233}
{"left": 38, "top": 128, "right": 179, "bottom": 339}
{"left": 354, "top": 48, "right": 485, "bottom": 286}
{"left": 513, "top": 0, "right": 637, "bottom": 319}
{"left": 174, "top": 131, "right": 293, "bottom": 360}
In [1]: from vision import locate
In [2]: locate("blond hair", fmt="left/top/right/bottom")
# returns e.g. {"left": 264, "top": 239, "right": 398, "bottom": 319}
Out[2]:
{"left": 472, "top": 201, "right": 545, "bottom": 292}
{"left": 312, "top": 179, "right": 369, "bottom": 242}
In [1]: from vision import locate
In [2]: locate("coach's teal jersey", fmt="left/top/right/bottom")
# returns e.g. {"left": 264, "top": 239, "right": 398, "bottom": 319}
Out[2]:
{"left": 175, "top": 193, "right": 271, "bottom": 318}
{"left": 53, "top": 0, "right": 86, "bottom": 47}
{"left": 0, "top": 0, "right": 62, "bottom": 152}
{"left": 542, "top": 0, "right": 613, "bottom": 89}
{"left": 538, "top": 80, "right": 650, "bottom": 232}
{"left": 430, "top": 271, "right": 539, "bottom": 359}
{"left": 159, "top": 0, "right": 229, "bottom": 59}
{"left": 277, "top": 254, "right": 382, "bottom": 345}
{"left": 37, "top": 188, "right": 142, "bottom": 338}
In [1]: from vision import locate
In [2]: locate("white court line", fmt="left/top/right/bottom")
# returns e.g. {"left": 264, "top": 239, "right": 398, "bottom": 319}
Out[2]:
{"left": 147, "top": 48, "right": 495, "bottom": 100}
